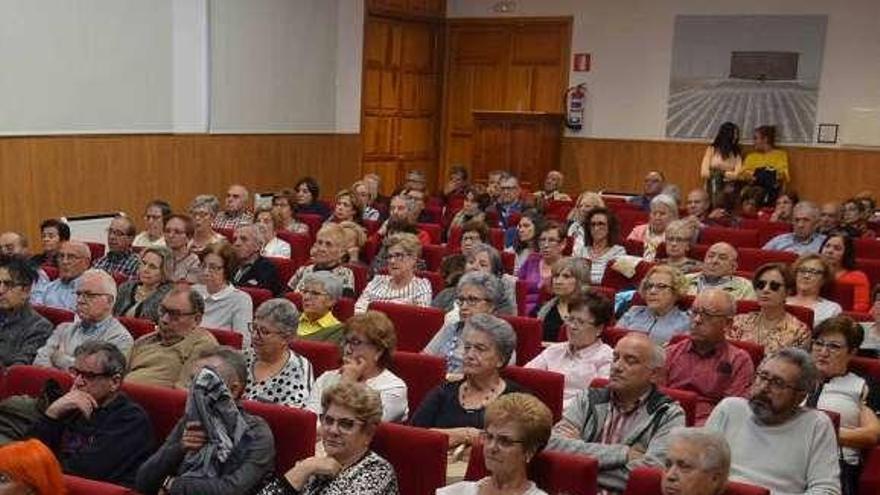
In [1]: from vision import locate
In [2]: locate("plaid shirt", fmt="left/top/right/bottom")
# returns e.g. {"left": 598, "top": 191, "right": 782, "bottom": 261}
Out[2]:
{"left": 93, "top": 250, "right": 141, "bottom": 280}
{"left": 211, "top": 210, "right": 254, "bottom": 230}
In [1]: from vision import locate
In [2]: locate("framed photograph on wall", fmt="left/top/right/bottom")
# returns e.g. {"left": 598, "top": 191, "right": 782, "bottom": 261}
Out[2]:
{"left": 817, "top": 123, "right": 839, "bottom": 144}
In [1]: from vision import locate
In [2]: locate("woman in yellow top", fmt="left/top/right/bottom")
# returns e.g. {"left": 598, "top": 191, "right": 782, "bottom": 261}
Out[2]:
{"left": 700, "top": 122, "right": 743, "bottom": 208}
{"left": 741, "top": 125, "right": 790, "bottom": 205}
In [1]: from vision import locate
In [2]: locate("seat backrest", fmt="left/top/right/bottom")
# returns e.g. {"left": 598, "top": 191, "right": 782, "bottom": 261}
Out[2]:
{"left": 729, "top": 339, "right": 765, "bottom": 368}
{"left": 43, "top": 265, "right": 59, "bottom": 280}
{"left": 590, "top": 377, "right": 698, "bottom": 426}
{"left": 367, "top": 301, "right": 445, "bottom": 352}
{"left": 623, "top": 467, "right": 769, "bottom": 495}
{"left": 241, "top": 399, "right": 317, "bottom": 474}
{"left": 417, "top": 223, "right": 442, "bottom": 244}
{"left": 502, "top": 366, "right": 564, "bottom": 421}
{"left": 488, "top": 228, "right": 505, "bottom": 250}
{"left": 700, "top": 227, "right": 759, "bottom": 248}
{"left": 515, "top": 279, "right": 528, "bottom": 316}
{"left": 601, "top": 327, "right": 632, "bottom": 348}
{"left": 738, "top": 219, "right": 792, "bottom": 246}
{"left": 372, "top": 422, "right": 448, "bottom": 495}
{"left": 121, "top": 381, "right": 186, "bottom": 442}
{"left": 824, "top": 282, "right": 854, "bottom": 311}
{"left": 215, "top": 228, "right": 234, "bottom": 242}
{"left": 82, "top": 241, "right": 106, "bottom": 261}
{"left": 118, "top": 316, "right": 157, "bottom": 340}
{"left": 857, "top": 258, "right": 880, "bottom": 288}
{"left": 501, "top": 250, "right": 515, "bottom": 274}
{"left": 33, "top": 304, "right": 76, "bottom": 326}
{"left": 417, "top": 270, "right": 445, "bottom": 297}
{"left": 0, "top": 365, "right": 72, "bottom": 400}
{"left": 855, "top": 238, "right": 880, "bottom": 260}
{"left": 735, "top": 247, "right": 797, "bottom": 272}
{"left": 290, "top": 340, "right": 341, "bottom": 377}
{"left": 64, "top": 474, "right": 135, "bottom": 495}
{"left": 206, "top": 328, "right": 244, "bottom": 349}
{"left": 466, "top": 442, "right": 599, "bottom": 495}
{"left": 239, "top": 286, "right": 274, "bottom": 310}
{"left": 498, "top": 315, "right": 543, "bottom": 365}
{"left": 344, "top": 262, "right": 369, "bottom": 294}
{"left": 850, "top": 356, "right": 880, "bottom": 384}
{"left": 421, "top": 244, "right": 448, "bottom": 272}
{"left": 735, "top": 300, "right": 813, "bottom": 330}
{"left": 389, "top": 351, "right": 445, "bottom": 414}
{"left": 277, "top": 232, "right": 312, "bottom": 269}
{"left": 265, "top": 256, "right": 299, "bottom": 288}
{"left": 294, "top": 213, "right": 323, "bottom": 240}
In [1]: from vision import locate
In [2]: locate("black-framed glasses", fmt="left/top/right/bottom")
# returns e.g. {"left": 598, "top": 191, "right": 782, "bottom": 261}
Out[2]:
{"left": 754, "top": 279, "right": 784, "bottom": 291}
{"left": 248, "top": 322, "right": 283, "bottom": 338}
{"left": 564, "top": 315, "right": 598, "bottom": 328}
{"left": 342, "top": 336, "right": 371, "bottom": 348}
{"left": 796, "top": 267, "right": 824, "bottom": 277}
{"left": 319, "top": 413, "right": 362, "bottom": 433}
{"left": 386, "top": 252, "right": 410, "bottom": 261}
{"left": 480, "top": 431, "right": 525, "bottom": 449}
{"left": 643, "top": 282, "right": 672, "bottom": 292}
{"left": 69, "top": 367, "right": 115, "bottom": 381}
{"left": 75, "top": 291, "right": 111, "bottom": 300}
{"left": 754, "top": 370, "right": 802, "bottom": 392}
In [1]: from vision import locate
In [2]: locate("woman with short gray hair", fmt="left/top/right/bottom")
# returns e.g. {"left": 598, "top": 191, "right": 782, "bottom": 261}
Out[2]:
{"left": 412, "top": 313, "right": 526, "bottom": 451}
{"left": 626, "top": 193, "right": 679, "bottom": 261}
{"left": 296, "top": 272, "right": 346, "bottom": 344}
{"left": 189, "top": 194, "right": 227, "bottom": 255}
{"left": 244, "top": 298, "right": 314, "bottom": 408}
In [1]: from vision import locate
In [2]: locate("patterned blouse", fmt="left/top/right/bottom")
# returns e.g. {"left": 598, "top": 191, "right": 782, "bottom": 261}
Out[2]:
{"left": 288, "top": 264, "right": 356, "bottom": 297}
{"left": 244, "top": 349, "right": 315, "bottom": 408}
{"left": 256, "top": 450, "right": 398, "bottom": 495}
{"left": 728, "top": 311, "right": 811, "bottom": 354}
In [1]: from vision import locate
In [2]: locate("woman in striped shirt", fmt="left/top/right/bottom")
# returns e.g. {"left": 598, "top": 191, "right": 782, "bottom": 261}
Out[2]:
{"left": 354, "top": 232, "right": 432, "bottom": 313}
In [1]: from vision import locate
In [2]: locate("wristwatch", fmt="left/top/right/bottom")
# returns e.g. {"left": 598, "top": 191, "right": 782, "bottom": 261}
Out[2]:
{"left": 161, "top": 475, "right": 175, "bottom": 493}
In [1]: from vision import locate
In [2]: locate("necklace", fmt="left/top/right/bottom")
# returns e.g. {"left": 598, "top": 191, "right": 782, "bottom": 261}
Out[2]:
{"left": 460, "top": 378, "right": 502, "bottom": 408}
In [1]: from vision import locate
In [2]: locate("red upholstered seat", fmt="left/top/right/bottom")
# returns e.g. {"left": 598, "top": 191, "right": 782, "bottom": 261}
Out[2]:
{"left": 294, "top": 213, "right": 323, "bottom": 240}
{"left": 498, "top": 315, "right": 543, "bottom": 365}
{"left": 600, "top": 327, "right": 632, "bottom": 347}
{"left": 121, "top": 381, "right": 186, "bottom": 441}
{"left": 857, "top": 258, "right": 880, "bottom": 288}
{"left": 239, "top": 286, "right": 273, "bottom": 310}
{"left": 64, "top": 474, "right": 135, "bottom": 495}
{"left": 488, "top": 228, "right": 505, "bottom": 251}
{"left": 417, "top": 223, "right": 442, "bottom": 244}
{"left": 466, "top": 442, "right": 599, "bottom": 495}
{"left": 43, "top": 265, "right": 59, "bottom": 280}
{"left": 699, "top": 227, "right": 759, "bottom": 248}
{"left": 422, "top": 244, "right": 448, "bottom": 272}
{"left": 0, "top": 365, "right": 72, "bottom": 399}
{"left": 242, "top": 399, "right": 317, "bottom": 474}
{"left": 276, "top": 232, "right": 311, "bottom": 270}
{"left": 854, "top": 238, "right": 880, "bottom": 260}
{"left": 729, "top": 339, "right": 765, "bottom": 368}
{"left": 290, "top": 340, "right": 340, "bottom": 377}
{"left": 545, "top": 200, "right": 574, "bottom": 222}
{"left": 824, "top": 282, "right": 855, "bottom": 311}
{"left": 389, "top": 351, "right": 445, "bottom": 414}
{"left": 515, "top": 279, "right": 528, "bottom": 316}
{"left": 502, "top": 366, "right": 564, "bottom": 421}
{"left": 732, "top": 247, "right": 797, "bottom": 272}
{"left": 283, "top": 291, "right": 354, "bottom": 322}
{"left": 33, "top": 304, "right": 75, "bottom": 326}
{"left": 501, "top": 250, "right": 515, "bottom": 274}
{"left": 372, "top": 422, "right": 449, "bottom": 495}
{"left": 110, "top": 271, "right": 128, "bottom": 286}
{"left": 623, "top": 467, "right": 769, "bottom": 495}
{"left": 851, "top": 356, "right": 880, "bottom": 383}
{"left": 215, "top": 228, "right": 234, "bottom": 242}
{"left": 265, "top": 256, "right": 298, "bottom": 287}
{"left": 590, "top": 377, "right": 698, "bottom": 427}
{"left": 417, "top": 270, "right": 444, "bottom": 297}
{"left": 368, "top": 301, "right": 445, "bottom": 352}
{"left": 363, "top": 219, "right": 381, "bottom": 236}
{"left": 83, "top": 241, "right": 106, "bottom": 262}
{"left": 345, "top": 262, "right": 369, "bottom": 294}
{"left": 118, "top": 316, "right": 156, "bottom": 340}
{"left": 206, "top": 328, "right": 244, "bottom": 349}
{"left": 738, "top": 219, "right": 792, "bottom": 246}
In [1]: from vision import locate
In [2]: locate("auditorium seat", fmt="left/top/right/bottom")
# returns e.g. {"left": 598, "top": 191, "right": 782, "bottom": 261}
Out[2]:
{"left": 121, "top": 381, "right": 186, "bottom": 441}
{"left": 294, "top": 213, "right": 323, "bottom": 240}
{"left": 498, "top": 315, "right": 543, "bottom": 365}
{"left": 64, "top": 475, "right": 135, "bottom": 495}
{"left": 824, "top": 282, "right": 854, "bottom": 311}
{"left": 367, "top": 301, "right": 445, "bottom": 352}
{"left": 502, "top": 366, "right": 564, "bottom": 421}
{"left": 850, "top": 356, "right": 880, "bottom": 383}
{"left": 284, "top": 291, "right": 355, "bottom": 322}
{"left": 734, "top": 247, "right": 797, "bottom": 272}
{"left": 276, "top": 232, "right": 311, "bottom": 269}
{"left": 345, "top": 262, "right": 369, "bottom": 294}
{"left": 291, "top": 340, "right": 340, "bottom": 376}
{"left": 736, "top": 300, "right": 814, "bottom": 330}
{"left": 422, "top": 206, "right": 443, "bottom": 225}
{"left": 239, "top": 286, "right": 273, "bottom": 310}
{"left": 422, "top": 243, "right": 448, "bottom": 272}
{"left": 855, "top": 238, "right": 880, "bottom": 260}
{"left": 110, "top": 271, "right": 128, "bottom": 286}
{"left": 418, "top": 270, "right": 445, "bottom": 297}
{"left": 214, "top": 228, "right": 234, "bottom": 242}
{"left": 242, "top": 399, "right": 318, "bottom": 473}
{"left": 857, "top": 258, "right": 880, "bottom": 288}
{"left": 623, "top": 467, "right": 769, "bottom": 495}
{"left": 389, "top": 351, "right": 445, "bottom": 414}
{"left": 83, "top": 241, "right": 106, "bottom": 261}
{"left": 600, "top": 260, "right": 654, "bottom": 291}
{"left": 729, "top": 339, "right": 765, "bottom": 368}
{"left": 118, "top": 316, "right": 156, "bottom": 340}
{"left": 206, "top": 328, "right": 244, "bottom": 349}
{"left": 265, "top": 255, "right": 298, "bottom": 287}
{"left": 591, "top": 377, "right": 698, "bottom": 427}
{"left": 0, "top": 365, "right": 72, "bottom": 399}
{"left": 33, "top": 304, "right": 75, "bottom": 326}
{"left": 372, "top": 422, "right": 448, "bottom": 495}
{"left": 699, "top": 227, "right": 759, "bottom": 248}
{"left": 489, "top": 227, "right": 505, "bottom": 250}
{"left": 861, "top": 446, "right": 880, "bottom": 495}
{"left": 738, "top": 219, "right": 792, "bottom": 246}
{"left": 363, "top": 236, "right": 381, "bottom": 265}
{"left": 465, "top": 442, "right": 599, "bottom": 495}
{"left": 623, "top": 239, "right": 644, "bottom": 256}
{"left": 43, "top": 265, "right": 59, "bottom": 280}
{"left": 515, "top": 279, "right": 528, "bottom": 316}
{"left": 501, "top": 250, "right": 515, "bottom": 274}
{"left": 544, "top": 200, "right": 574, "bottom": 222}
{"left": 600, "top": 327, "right": 632, "bottom": 347}
{"left": 417, "top": 223, "right": 442, "bottom": 244}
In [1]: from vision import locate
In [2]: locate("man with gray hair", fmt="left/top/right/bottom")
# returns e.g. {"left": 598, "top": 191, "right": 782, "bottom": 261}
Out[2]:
{"left": 548, "top": 333, "right": 686, "bottom": 493}
{"left": 763, "top": 201, "right": 827, "bottom": 254}
{"left": 34, "top": 269, "right": 132, "bottom": 370}
{"left": 30, "top": 240, "right": 92, "bottom": 311}
{"left": 297, "top": 271, "right": 345, "bottom": 343}
{"left": 705, "top": 348, "right": 841, "bottom": 494}
{"left": 661, "top": 428, "right": 731, "bottom": 495}
{"left": 231, "top": 223, "right": 281, "bottom": 295}
{"left": 213, "top": 184, "right": 254, "bottom": 230}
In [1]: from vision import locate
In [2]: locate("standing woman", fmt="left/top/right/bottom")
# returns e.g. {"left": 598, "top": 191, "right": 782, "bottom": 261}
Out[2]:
{"left": 741, "top": 125, "right": 790, "bottom": 206}
{"left": 573, "top": 207, "right": 626, "bottom": 284}
{"left": 700, "top": 121, "right": 743, "bottom": 208}
{"left": 821, "top": 232, "right": 871, "bottom": 312}
{"left": 113, "top": 246, "right": 174, "bottom": 322}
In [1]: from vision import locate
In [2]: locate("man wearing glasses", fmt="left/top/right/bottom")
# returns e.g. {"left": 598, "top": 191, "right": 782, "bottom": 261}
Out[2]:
{"left": 665, "top": 289, "right": 754, "bottom": 425}
{"left": 33, "top": 269, "right": 132, "bottom": 370}
{"left": 126, "top": 286, "right": 219, "bottom": 389}
{"left": 30, "top": 241, "right": 92, "bottom": 311}
{"left": 0, "top": 257, "right": 54, "bottom": 367}
{"left": 31, "top": 340, "right": 154, "bottom": 487}
{"left": 705, "top": 348, "right": 841, "bottom": 494}
{"left": 93, "top": 215, "right": 141, "bottom": 281}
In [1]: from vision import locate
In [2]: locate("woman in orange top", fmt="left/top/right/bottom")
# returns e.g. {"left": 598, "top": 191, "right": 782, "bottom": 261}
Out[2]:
{"left": 821, "top": 232, "right": 871, "bottom": 312}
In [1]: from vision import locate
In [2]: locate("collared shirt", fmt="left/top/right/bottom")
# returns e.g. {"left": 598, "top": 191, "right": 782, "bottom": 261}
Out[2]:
{"left": 297, "top": 311, "right": 341, "bottom": 337}
{"left": 526, "top": 340, "right": 613, "bottom": 408}
{"left": 617, "top": 305, "right": 691, "bottom": 345}
{"left": 30, "top": 275, "right": 81, "bottom": 311}
{"left": 685, "top": 273, "right": 755, "bottom": 300}
{"left": 665, "top": 338, "right": 754, "bottom": 424}
{"left": 193, "top": 284, "right": 253, "bottom": 347}
{"left": 33, "top": 315, "right": 133, "bottom": 370}
{"left": 212, "top": 210, "right": 254, "bottom": 230}
{"left": 93, "top": 250, "right": 141, "bottom": 280}
{"left": 762, "top": 232, "right": 827, "bottom": 255}
{"left": 600, "top": 389, "right": 652, "bottom": 445}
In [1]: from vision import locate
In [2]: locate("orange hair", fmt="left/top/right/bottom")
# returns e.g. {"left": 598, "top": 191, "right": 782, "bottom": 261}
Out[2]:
{"left": 0, "top": 439, "right": 66, "bottom": 495}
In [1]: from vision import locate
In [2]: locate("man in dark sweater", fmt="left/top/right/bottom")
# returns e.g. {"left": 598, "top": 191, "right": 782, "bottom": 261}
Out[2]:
{"left": 0, "top": 256, "right": 53, "bottom": 367}
{"left": 231, "top": 224, "right": 281, "bottom": 296}
{"left": 30, "top": 340, "right": 154, "bottom": 487}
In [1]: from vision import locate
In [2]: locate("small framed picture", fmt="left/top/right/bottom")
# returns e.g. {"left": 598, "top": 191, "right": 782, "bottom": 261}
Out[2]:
{"left": 817, "top": 123, "right": 839, "bottom": 144}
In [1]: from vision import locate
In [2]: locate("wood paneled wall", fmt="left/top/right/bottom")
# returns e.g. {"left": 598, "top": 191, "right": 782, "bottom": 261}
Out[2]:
{"left": 0, "top": 133, "right": 360, "bottom": 244}
{"left": 560, "top": 137, "right": 880, "bottom": 204}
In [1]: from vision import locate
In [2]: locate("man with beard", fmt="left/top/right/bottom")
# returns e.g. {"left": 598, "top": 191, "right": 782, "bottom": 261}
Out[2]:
{"left": 705, "top": 348, "right": 841, "bottom": 495}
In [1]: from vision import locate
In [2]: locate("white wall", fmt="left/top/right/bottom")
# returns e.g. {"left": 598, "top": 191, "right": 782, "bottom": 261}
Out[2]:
{"left": 448, "top": 0, "right": 880, "bottom": 144}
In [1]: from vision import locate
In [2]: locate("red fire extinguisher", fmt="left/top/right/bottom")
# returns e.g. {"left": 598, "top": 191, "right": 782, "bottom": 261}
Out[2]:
{"left": 564, "top": 83, "right": 587, "bottom": 131}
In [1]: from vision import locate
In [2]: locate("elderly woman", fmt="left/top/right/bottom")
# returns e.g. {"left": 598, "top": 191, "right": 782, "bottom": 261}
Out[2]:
{"left": 459, "top": 220, "right": 490, "bottom": 257}
{"left": 860, "top": 285, "right": 880, "bottom": 356}
{"left": 412, "top": 314, "right": 526, "bottom": 449}
{"left": 448, "top": 187, "right": 488, "bottom": 235}
{"left": 821, "top": 232, "right": 870, "bottom": 312}
{"left": 338, "top": 220, "right": 367, "bottom": 265}
{"left": 573, "top": 207, "right": 626, "bottom": 284}
{"left": 351, "top": 180, "right": 380, "bottom": 222}
{"left": 0, "top": 439, "right": 66, "bottom": 495}
{"left": 272, "top": 189, "right": 309, "bottom": 235}
{"left": 258, "top": 383, "right": 399, "bottom": 495}
{"left": 617, "top": 265, "right": 690, "bottom": 344}
{"left": 193, "top": 241, "right": 254, "bottom": 346}
{"left": 288, "top": 224, "right": 356, "bottom": 297}
{"left": 163, "top": 214, "right": 202, "bottom": 283}
{"left": 809, "top": 316, "right": 880, "bottom": 495}
{"left": 536, "top": 258, "right": 591, "bottom": 342}
{"left": 113, "top": 246, "right": 174, "bottom": 322}
{"left": 255, "top": 206, "right": 291, "bottom": 259}
{"left": 297, "top": 272, "right": 346, "bottom": 343}
{"left": 306, "top": 311, "right": 408, "bottom": 422}
{"left": 567, "top": 191, "right": 605, "bottom": 255}
{"left": 787, "top": 254, "right": 842, "bottom": 325}
{"left": 518, "top": 220, "right": 567, "bottom": 317}
{"left": 133, "top": 199, "right": 171, "bottom": 248}
{"left": 729, "top": 263, "right": 810, "bottom": 353}
{"left": 527, "top": 293, "right": 613, "bottom": 408}
{"left": 425, "top": 272, "right": 507, "bottom": 374}
{"left": 294, "top": 176, "right": 331, "bottom": 219}
{"left": 354, "top": 233, "right": 432, "bottom": 313}
{"left": 507, "top": 211, "right": 544, "bottom": 274}
{"left": 188, "top": 194, "right": 227, "bottom": 255}
{"left": 327, "top": 189, "right": 364, "bottom": 226}
{"left": 245, "top": 299, "right": 315, "bottom": 408}
{"left": 659, "top": 219, "right": 701, "bottom": 274}
{"left": 627, "top": 194, "right": 678, "bottom": 261}
{"left": 444, "top": 244, "right": 517, "bottom": 326}
{"left": 439, "top": 393, "right": 553, "bottom": 495}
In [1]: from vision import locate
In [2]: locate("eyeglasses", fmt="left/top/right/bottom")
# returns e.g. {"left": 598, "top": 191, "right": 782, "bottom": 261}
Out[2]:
{"left": 812, "top": 339, "right": 847, "bottom": 353}
{"left": 564, "top": 315, "right": 598, "bottom": 328}
{"left": 665, "top": 236, "right": 691, "bottom": 244}
{"left": 342, "top": 336, "right": 371, "bottom": 348}
{"left": 688, "top": 308, "right": 731, "bottom": 320}
{"left": 106, "top": 228, "right": 131, "bottom": 237}
{"left": 69, "top": 366, "right": 114, "bottom": 381}
{"left": 75, "top": 291, "right": 111, "bottom": 300}
{"left": 538, "top": 237, "right": 561, "bottom": 246}
{"left": 754, "top": 279, "right": 784, "bottom": 291}
{"left": 457, "top": 296, "right": 490, "bottom": 306}
{"left": 301, "top": 288, "right": 329, "bottom": 298}
{"left": 643, "top": 282, "right": 672, "bottom": 292}
{"left": 0, "top": 279, "right": 26, "bottom": 290}
{"left": 318, "top": 413, "right": 362, "bottom": 434}
{"left": 754, "top": 370, "right": 802, "bottom": 392}
{"left": 797, "top": 267, "right": 824, "bottom": 277}
{"left": 480, "top": 431, "right": 525, "bottom": 449}
{"left": 57, "top": 252, "right": 85, "bottom": 261}
{"left": 249, "top": 322, "right": 283, "bottom": 339}
{"left": 386, "top": 252, "right": 410, "bottom": 261}
{"left": 158, "top": 306, "right": 197, "bottom": 320}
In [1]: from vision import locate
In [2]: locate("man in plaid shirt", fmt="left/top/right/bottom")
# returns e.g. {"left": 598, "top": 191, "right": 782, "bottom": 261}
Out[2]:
{"left": 93, "top": 215, "right": 140, "bottom": 280}
{"left": 212, "top": 184, "right": 254, "bottom": 230}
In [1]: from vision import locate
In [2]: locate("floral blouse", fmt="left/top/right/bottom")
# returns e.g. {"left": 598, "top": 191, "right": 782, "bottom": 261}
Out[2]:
{"left": 728, "top": 311, "right": 810, "bottom": 354}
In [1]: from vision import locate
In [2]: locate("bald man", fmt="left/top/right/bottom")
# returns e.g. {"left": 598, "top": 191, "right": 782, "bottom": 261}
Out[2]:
{"left": 213, "top": 184, "right": 254, "bottom": 230}
{"left": 548, "top": 333, "right": 686, "bottom": 492}
{"left": 685, "top": 243, "right": 755, "bottom": 300}
{"left": 534, "top": 170, "right": 572, "bottom": 203}
{"left": 30, "top": 241, "right": 92, "bottom": 311}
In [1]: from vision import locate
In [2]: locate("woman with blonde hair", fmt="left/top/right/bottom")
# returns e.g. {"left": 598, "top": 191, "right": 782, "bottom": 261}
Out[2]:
{"left": 0, "top": 439, "right": 66, "bottom": 495}
{"left": 354, "top": 233, "right": 432, "bottom": 313}
{"left": 567, "top": 191, "right": 605, "bottom": 254}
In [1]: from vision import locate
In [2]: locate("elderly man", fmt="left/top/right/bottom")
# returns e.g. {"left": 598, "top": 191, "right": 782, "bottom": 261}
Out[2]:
{"left": 629, "top": 171, "right": 666, "bottom": 211}
{"left": 377, "top": 194, "right": 431, "bottom": 245}
{"left": 548, "top": 333, "right": 686, "bottom": 493}
{"left": 763, "top": 201, "right": 827, "bottom": 254}
{"left": 30, "top": 241, "right": 91, "bottom": 311}
{"left": 818, "top": 202, "right": 842, "bottom": 235}
{"left": 685, "top": 242, "right": 754, "bottom": 300}
{"left": 534, "top": 170, "right": 572, "bottom": 204}
{"left": 231, "top": 224, "right": 281, "bottom": 295}
{"left": 405, "top": 187, "right": 433, "bottom": 224}
{"left": 0, "top": 257, "right": 53, "bottom": 366}
{"left": 706, "top": 348, "right": 841, "bottom": 494}
{"left": 136, "top": 346, "right": 275, "bottom": 495}
{"left": 487, "top": 174, "right": 524, "bottom": 247}
{"left": 93, "top": 215, "right": 140, "bottom": 280}
{"left": 33, "top": 269, "right": 133, "bottom": 370}
{"left": 164, "top": 214, "right": 202, "bottom": 283}
{"left": 213, "top": 184, "right": 254, "bottom": 230}
{"left": 665, "top": 289, "right": 754, "bottom": 425}
{"left": 297, "top": 271, "right": 345, "bottom": 343}
{"left": 31, "top": 341, "right": 154, "bottom": 487}
{"left": 661, "top": 428, "right": 731, "bottom": 495}
{"left": 126, "top": 286, "right": 219, "bottom": 389}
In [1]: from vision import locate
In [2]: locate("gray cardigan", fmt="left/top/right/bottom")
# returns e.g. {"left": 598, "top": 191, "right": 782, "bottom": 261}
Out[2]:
{"left": 113, "top": 282, "right": 173, "bottom": 323}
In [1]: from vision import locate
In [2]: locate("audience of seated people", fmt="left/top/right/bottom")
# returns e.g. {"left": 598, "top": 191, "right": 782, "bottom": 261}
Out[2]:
{"left": 822, "top": 231, "right": 872, "bottom": 312}
{"left": 567, "top": 190, "right": 604, "bottom": 253}
{"left": 628, "top": 170, "right": 667, "bottom": 211}
{"left": 860, "top": 286, "right": 880, "bottom": 357}
{"left": 819, "top": 201, "right": 843, "bottom": 235}
{"left": 352, "top": 179, "right": 381, "bottom": 222}
{"left": 444, "top": 242, "right": 517, "bottom": 323}
{"left": 294, "top": 176, "right": 331, "bottom": 219}
{"left": 658, "top": 219, "right": 702, "bottom": 274}
{"left": 272, "top": 187, "right": 310, "bottom": 234}
{"left": 488, "top": 174, "right": 525, "bottom": 248}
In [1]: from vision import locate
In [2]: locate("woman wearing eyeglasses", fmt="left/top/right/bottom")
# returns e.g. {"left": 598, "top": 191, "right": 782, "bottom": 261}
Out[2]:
{"left": 657, "top": 220, "right": 701, "bottom": 275}
{"left": 353, "top": 233, "right": 431, "bottom": 314}
{"left": 113, "top": 246, "right": 174, "bottom": 323}
{"left": 288, "top": 224, "right": 356, "bottom": 298}
{"left": 527, "top": 294, "right": 613, "bottom": 409}
{"left": 729, "top": 263, "right": 810, "bottom": 353}
{"left": 808, "top": 316, "right": 880, "bottom": 495}
{"left": 188, "top": 195, "right": 227, "bottom": 256}
{"left": 438, "top": 393, "right": 553, "bottom": 495}
{"left": 296, "top": 272, "right": 346, "bottom": 344}
{"left": 306, "top": 311, "right": 407, "bottom": 422}
{"left": 258, "top": 382, "right": 399, "bottom": 495}
{"left": 572, "top": 207, "right": 626, "bottom": 284}
{"left": 535, "top": 258, "right": 591, "bottom": 342}
{"left": 193, "top": 241, "right": 253, "bottom": 346}
{"left": 244, "top": 299, "right": 314, "bottom": 408}
{"left": 567, "top": 191, "right": 604, "bottom": 255}
{"left": 787, "top": 254, "right": 842, "bottom": 326}
{"left": 617, "top": 265, "right": 690, "bottom": 344}
{"left": 518, "top": 221, "right": 567, "bottom": 317}
{"left": 626, "top": 194, "right": 679, "bottom": 261}
{"left": 0, "top": 439, "right": 65, "bottom": 495}
{"left": 820, "top": 232, "right": 871, "bottom": 312}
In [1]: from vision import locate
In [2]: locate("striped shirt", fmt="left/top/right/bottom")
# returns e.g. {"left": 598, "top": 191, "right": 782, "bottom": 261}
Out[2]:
{"left": 354, "top": 275, "right": 432, "bottom": 313}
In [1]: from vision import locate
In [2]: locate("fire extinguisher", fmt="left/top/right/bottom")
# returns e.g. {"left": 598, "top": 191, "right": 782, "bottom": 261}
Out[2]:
{"left": 564, "top": 83, "right": 587, "bottom": 131}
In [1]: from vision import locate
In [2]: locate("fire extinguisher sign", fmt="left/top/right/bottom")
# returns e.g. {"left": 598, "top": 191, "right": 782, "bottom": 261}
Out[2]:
{"left": 573, "top": 53, "right": 590, "bottom": 72}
